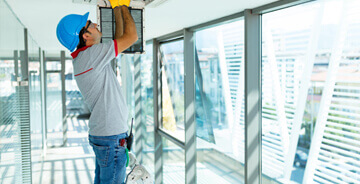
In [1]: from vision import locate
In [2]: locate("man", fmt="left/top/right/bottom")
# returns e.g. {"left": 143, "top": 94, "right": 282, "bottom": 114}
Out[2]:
{"left": 56, "top": 0, "right": 137, "bottom": 183}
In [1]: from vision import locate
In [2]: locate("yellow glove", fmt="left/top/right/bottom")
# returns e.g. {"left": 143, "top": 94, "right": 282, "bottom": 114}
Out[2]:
{"left": 109, "top": 0, "right": 119, "bottom": 9}
{"left": 119, "top": 0, "right": 131, "bottom": 7}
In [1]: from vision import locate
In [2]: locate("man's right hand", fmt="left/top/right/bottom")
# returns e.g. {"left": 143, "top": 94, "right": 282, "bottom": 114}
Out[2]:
{"left": 109, "top": 0, "right": 120, "bottom": 9}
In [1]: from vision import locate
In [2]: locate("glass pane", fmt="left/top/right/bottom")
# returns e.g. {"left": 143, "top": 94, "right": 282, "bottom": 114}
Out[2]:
{"left": 261, "top": 0, "right": 360, "bottom": 183}
{"left": 0, "top": 1, "right": 24, "bottom": 53}
{"left": 195, "top": 20, "right": 245, "bottom": 183}
{"left": 162, "top": 138, "right": 185, "bottom": 183}
{"left": 46, "top": 71, "right": 63, "bottom": 146}
{"left": 160, "top": 40, "right": 185, "bottom": 142}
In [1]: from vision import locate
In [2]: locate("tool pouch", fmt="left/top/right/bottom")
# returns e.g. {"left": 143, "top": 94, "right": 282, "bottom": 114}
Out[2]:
{"left": 125, "top": 133, "right": 133, "bottom": 151}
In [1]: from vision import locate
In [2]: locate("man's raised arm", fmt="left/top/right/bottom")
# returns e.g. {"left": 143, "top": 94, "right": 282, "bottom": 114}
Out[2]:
{"left": 114, "top": 7, "right": 124, "bottom": 39}
{"left": 114, "top": 6, "right": 138, "bottom": 54}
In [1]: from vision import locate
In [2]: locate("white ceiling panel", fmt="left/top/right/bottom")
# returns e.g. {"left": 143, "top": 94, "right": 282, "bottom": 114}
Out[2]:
{"left": 144, "top": 0, "right": 278, "bottom": 39}
{"left": 5, "top": 0, "right": 277, "bottom": 52}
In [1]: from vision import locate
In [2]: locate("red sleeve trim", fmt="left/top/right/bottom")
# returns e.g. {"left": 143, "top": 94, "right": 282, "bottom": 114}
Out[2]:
{"left": 113, "top": 40, "right": 118, "bottom": 57}
{"left": 75, "top": 68, "right": 93, "bottom": 77}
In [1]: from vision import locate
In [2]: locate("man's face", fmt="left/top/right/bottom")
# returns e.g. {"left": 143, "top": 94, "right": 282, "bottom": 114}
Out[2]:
{"left": 83, "top": 20, "right": 102, "bottom": 45}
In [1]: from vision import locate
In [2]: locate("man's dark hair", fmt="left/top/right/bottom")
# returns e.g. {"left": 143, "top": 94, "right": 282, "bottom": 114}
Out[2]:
{"left": 76, "top": 28, "right": 88, "bottom": 50}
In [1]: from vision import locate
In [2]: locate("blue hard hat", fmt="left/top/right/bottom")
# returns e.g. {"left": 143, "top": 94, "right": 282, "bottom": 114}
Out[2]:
{"left": 56, "top": 12, "right": 89, "bottom": 52}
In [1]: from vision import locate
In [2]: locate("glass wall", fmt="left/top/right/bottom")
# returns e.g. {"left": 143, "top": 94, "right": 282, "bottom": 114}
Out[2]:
{"left": 3, "top": 0, "right": 360, "bottom": 183}
{"left": 0, "top": 0, "right": 32, "bottom": 183}
{"left": 195, "top": 20, "right": 245, "bottom": 183}
{"left": 261, "top": 0, "right": 360, "bottom": 183}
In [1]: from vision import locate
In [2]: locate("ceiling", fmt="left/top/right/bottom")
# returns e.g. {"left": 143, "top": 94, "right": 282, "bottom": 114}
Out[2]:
{"left": 5, "top": 0, "right": 277, "bottom": 53}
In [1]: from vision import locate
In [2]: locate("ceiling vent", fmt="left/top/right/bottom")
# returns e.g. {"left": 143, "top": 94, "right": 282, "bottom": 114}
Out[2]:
{"left": 145, "top": 0, "right": 170, "bottom": 8}
{"left": 73, "top": 0, "right": 145, "bottom": 7}
{"left": 97, "top": 1, "right": 145, "bottom": 54}
{"left": 72, "top": 0, "right": 98, "bottom": 5}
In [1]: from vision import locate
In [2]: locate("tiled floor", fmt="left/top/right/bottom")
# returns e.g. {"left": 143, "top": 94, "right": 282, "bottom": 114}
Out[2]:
{"left": 1, "top": 115, "right": 244, "bottom": 184}
{"left": 32, "top": 116, "right": 96, "bottom": 184}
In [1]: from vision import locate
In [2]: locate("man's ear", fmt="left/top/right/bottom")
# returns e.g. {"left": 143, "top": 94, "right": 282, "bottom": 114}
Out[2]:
{"left": 83, "top": 32, "right": 91, "bottom": 41}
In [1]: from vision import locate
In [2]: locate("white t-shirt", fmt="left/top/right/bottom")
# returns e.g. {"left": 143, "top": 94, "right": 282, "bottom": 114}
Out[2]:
{"left": 71, "top": 40, "right": 128, "bottom": 136}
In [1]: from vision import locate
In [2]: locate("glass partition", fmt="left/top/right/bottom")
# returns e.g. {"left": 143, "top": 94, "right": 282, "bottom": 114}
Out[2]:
{"left": 0, "top": 0, "right": 30, "bottom": 183}
{"left": 195, "top": 20, "right": 245, "bottom": 183}
{"left": 261, "top": 0, "right": 360, "bottom": 183}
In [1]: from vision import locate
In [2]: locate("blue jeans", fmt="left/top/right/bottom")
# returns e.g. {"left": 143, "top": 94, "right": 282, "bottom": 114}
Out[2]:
{"left": 89, "top": 133, "right": 128, "bottom": 184}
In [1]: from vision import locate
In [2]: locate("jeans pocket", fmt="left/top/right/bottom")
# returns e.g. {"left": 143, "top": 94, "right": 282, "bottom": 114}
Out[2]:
{"left": 114, "top": 145, "right": 126, "bottom": 160}
{"left": 90, "top": 142, "right": 110, "bottom": 168}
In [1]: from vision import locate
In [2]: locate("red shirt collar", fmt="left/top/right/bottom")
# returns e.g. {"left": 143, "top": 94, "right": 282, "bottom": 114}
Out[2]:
{"left": 71, "top": 46, "right": 92, "bottom": 59}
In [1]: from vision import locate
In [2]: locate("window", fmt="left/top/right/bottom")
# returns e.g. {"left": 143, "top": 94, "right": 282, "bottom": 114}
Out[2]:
{"left": 195, "top": 20, "right": 245, "bottom": 183}
{"left": 261, "top": 0, "right": 360, "bottom": 183}
{"left": 160, "top": 40, "right": 185, "bottom": 141}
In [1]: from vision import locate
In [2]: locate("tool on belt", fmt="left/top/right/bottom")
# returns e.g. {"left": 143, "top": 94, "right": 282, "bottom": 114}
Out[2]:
{"left": 126, "top": 118, "right": 134, "bottom": 151}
